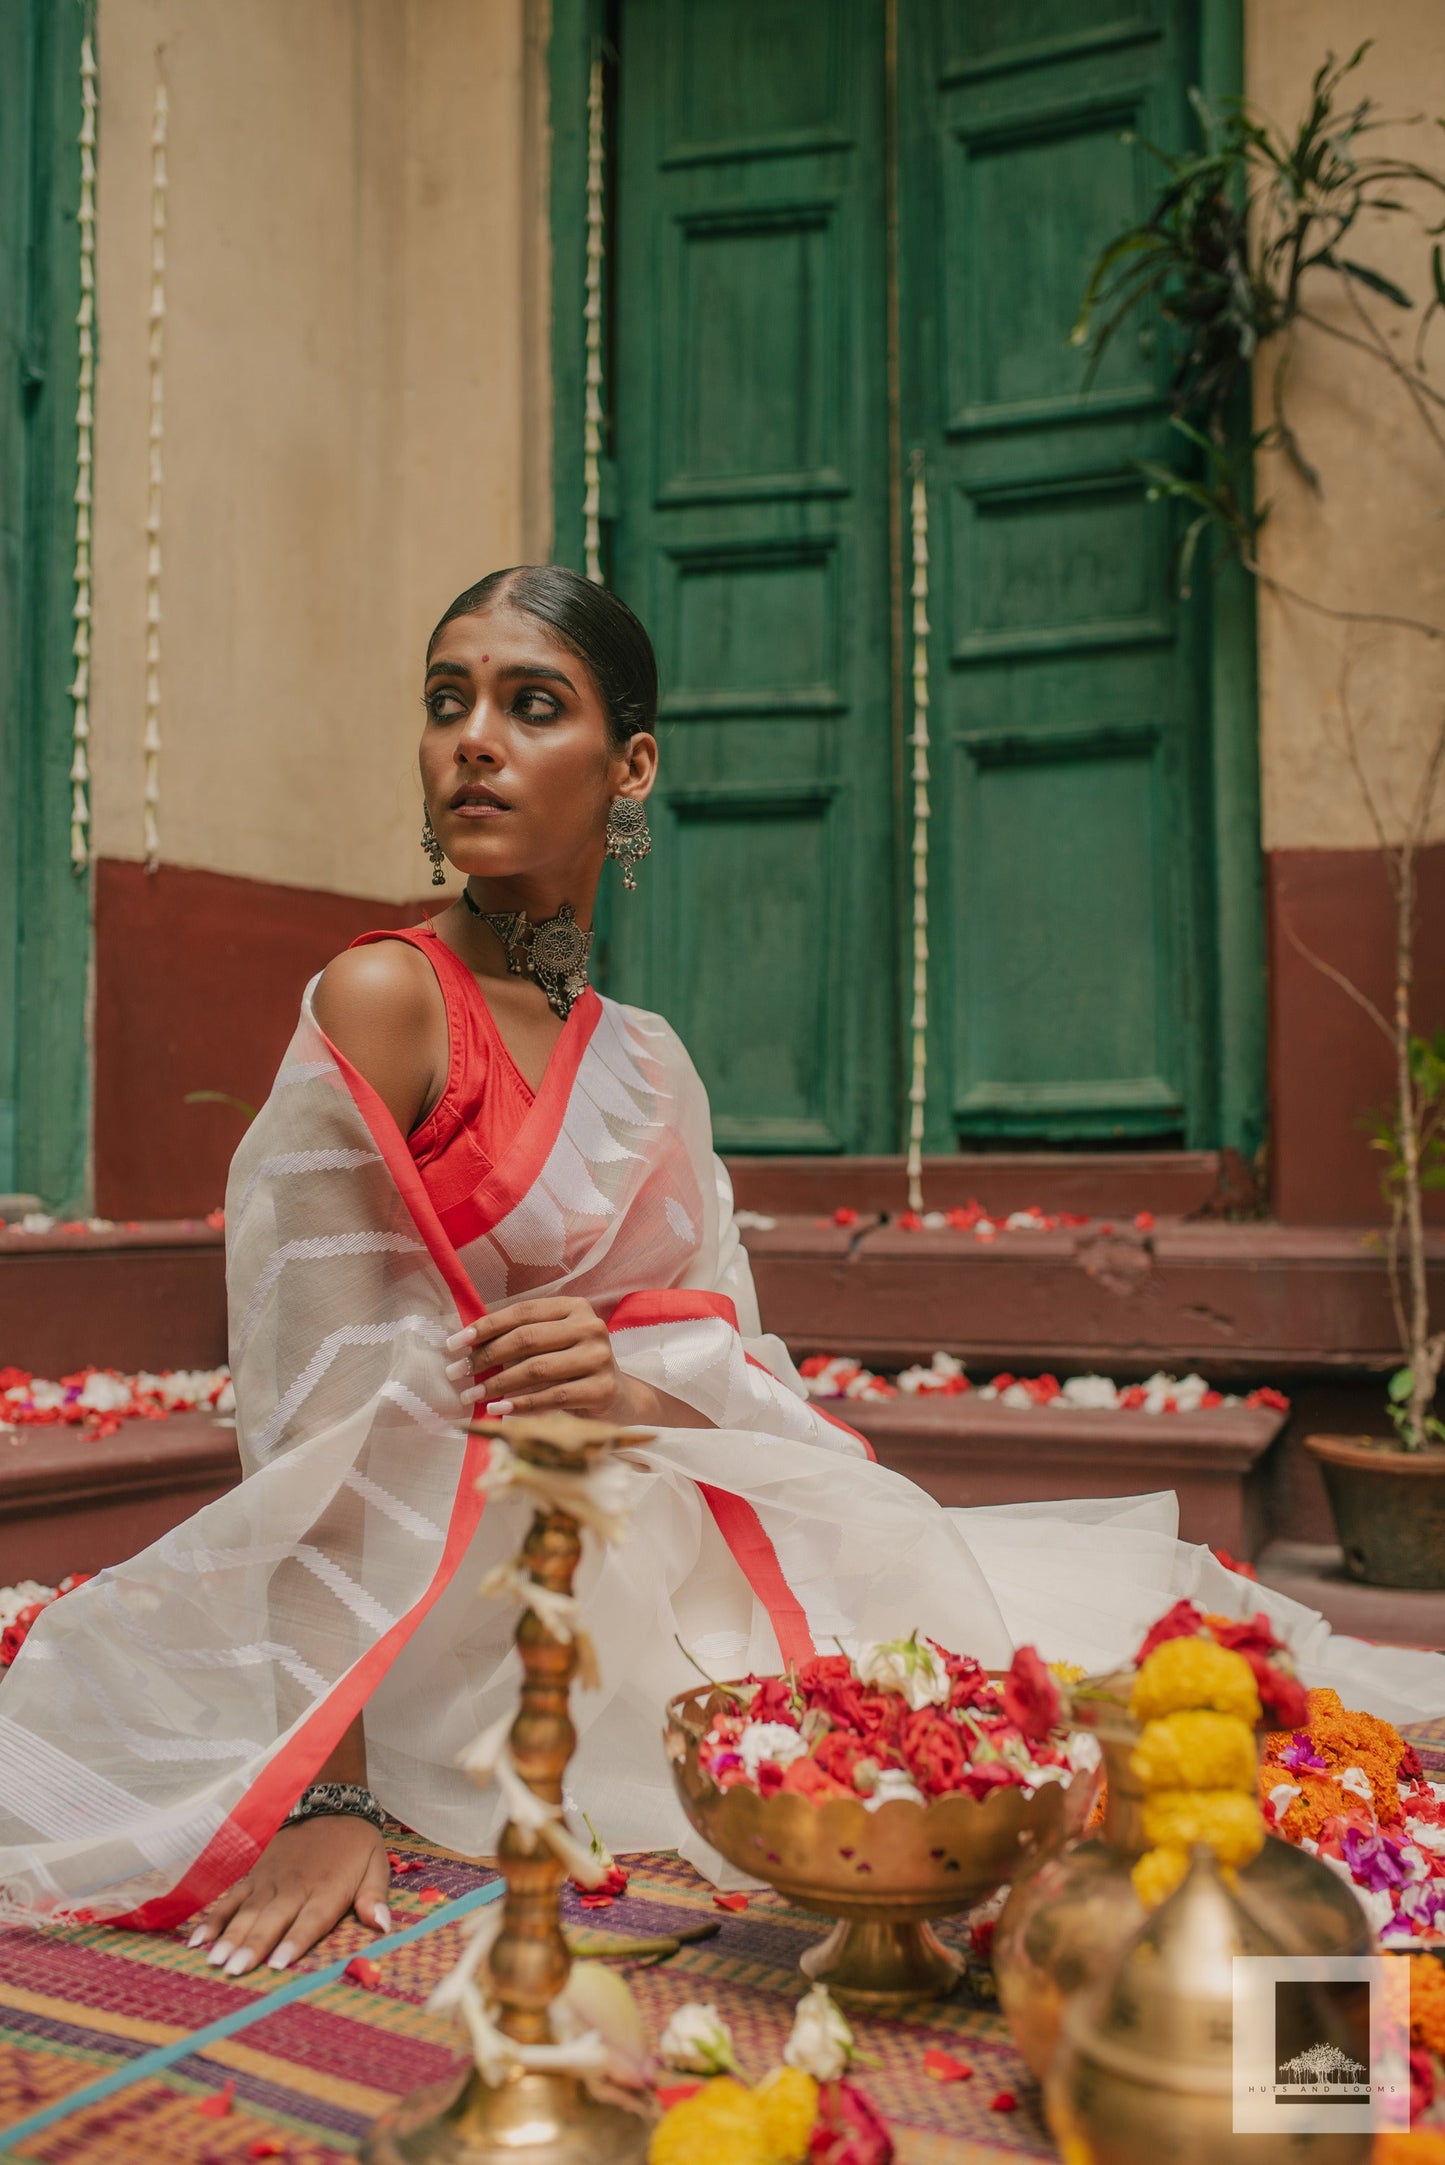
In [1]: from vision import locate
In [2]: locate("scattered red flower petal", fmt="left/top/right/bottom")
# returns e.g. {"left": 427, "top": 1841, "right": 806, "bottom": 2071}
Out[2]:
{"left": 924, "top": 2049, "right": 973, "bottom": 2082}
{"left": 579, "top": 1892, "right": 615, "bottom": 1909}
{"left": 412, "top": 1886, "right": 446, "bottom": 1904}
{"left": 1210, "top": 1547, "right": 1259, "bottom": 1581}
{"left": 655, "top": 2082, "right": 704, "bottom": 2110}
{"left": 344, "top": 1956, "right": 381, "bottom": 1988}
{"left": 249, "top": 2142, "right": 287, "bottom": 2159}
{"left": 989, "top": 2091, "right": 1018, "bottom": 2113}
{"left": 195, "top": 2081, "right": 236, "bottom": 2118}
{"left": 1133, "top": 1210, "right": 1156, "bottom": 1231}
{"left": 712, "top": 1892, "right": 749, "bottom": 1912}
{"left": 833, "top": 1206, "right": 861, "bottom": 1227}
{"left": 897, "top": 1211, "right": 922, "bottom": 1231}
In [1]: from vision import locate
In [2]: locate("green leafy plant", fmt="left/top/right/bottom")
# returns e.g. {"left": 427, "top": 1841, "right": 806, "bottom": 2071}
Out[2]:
{"left": 183, "top": 1090, "right": 258, "bottom": 1123}
{"left": 1077, "top": 46, "right": 1445, "bottom": 1450}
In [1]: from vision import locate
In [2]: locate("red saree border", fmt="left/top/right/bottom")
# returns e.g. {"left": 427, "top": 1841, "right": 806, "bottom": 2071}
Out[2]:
{"left": 607, "top": 1288, "right": 740, "bottom": 1333}
{"left": 117, "top": 1028, "right": 492, "bottom": 1929}
{"left": 696, "top": 1487, "right": 816, "bottom": 1667}
{"left": 117, "top": 1436, "right": 491, "bottom": 1931}
{"left": 433, "top": 990, "right": 603, "bottom": 1252}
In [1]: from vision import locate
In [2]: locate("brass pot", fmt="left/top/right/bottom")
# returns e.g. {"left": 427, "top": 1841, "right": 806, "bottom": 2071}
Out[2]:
{"left": 994, "top": 1673, "right": 1373, "bottom": 2081}
{"left": 664, "top": 1681, "right": 1098, "bottom": 2008}
{"left": 1305, "top": 1431, "right": 1445, "bottom": 1589}
{"left": 1045, "top": 1847, "right": 1372, "bottom": 2165}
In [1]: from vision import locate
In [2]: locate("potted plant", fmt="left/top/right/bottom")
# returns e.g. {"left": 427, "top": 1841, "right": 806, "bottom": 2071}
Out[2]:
{"left": 1075, "top": 47, "right": 1445, "bottom": 1586}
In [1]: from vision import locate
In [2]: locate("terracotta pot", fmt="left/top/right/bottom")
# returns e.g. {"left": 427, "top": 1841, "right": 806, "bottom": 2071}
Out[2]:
{"left": 1304, "top": 1431, "right": 1445, "bottom": 1589}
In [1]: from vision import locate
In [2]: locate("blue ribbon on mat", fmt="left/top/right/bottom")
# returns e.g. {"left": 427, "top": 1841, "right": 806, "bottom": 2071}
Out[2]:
{"left": 0, "top": 1877, "right": 504, "bottom": 2152}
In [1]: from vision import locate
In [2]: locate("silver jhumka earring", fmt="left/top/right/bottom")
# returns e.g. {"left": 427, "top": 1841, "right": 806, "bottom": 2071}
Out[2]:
{"left": 604, "top": 798, "right": 651, "bottom": 891}
{"left": 420, "top": 807, "right": 447, "bottom": 886}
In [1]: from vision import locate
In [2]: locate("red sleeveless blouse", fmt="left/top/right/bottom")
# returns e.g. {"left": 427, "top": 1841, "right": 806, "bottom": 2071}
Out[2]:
{"left": 348, "top": 922, "right": 534, "bottom": 1215}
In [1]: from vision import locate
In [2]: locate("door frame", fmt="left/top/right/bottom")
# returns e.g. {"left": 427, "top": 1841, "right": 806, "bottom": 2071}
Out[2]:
{"left": 1, "top": 0, "right": 91, "bottom": 1210}
{"left": 548, "top": 0, "right": 1265, "bottom": 1166}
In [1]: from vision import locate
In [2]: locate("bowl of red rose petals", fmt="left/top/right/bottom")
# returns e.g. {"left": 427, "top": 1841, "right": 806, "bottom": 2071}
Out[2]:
{"left": 664, "top": 1634, "right": 1101, "bottom": 2006}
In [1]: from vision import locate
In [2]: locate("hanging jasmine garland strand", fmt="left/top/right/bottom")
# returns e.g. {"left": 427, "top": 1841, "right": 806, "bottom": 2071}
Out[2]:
{"left": 68, "top": 35, "right": 99, "bottom": 873}
{"left": 142, "top": 78, "right": 167, "bottom": 872}
{"left": 906, "top": 451, "right": 930, "bottom": 1215}
{"left": 582, "top": 55, "right": 605, "bottom": 584}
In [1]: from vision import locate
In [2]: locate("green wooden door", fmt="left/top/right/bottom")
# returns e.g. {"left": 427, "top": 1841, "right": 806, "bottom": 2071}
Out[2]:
{"left": 606, "top": 0, "right": 898, "bottom": 1153}
{"left": 0, "top": 0, "right": 90, "bottom": 1208}
{"left": 899, "top": 0, "right": 1214, "bottom": 1148}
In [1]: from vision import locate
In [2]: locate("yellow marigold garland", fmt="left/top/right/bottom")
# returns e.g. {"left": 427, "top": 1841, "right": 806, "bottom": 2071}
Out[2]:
{"left": 648, "top": 2078, "right": 769, "bottom": 2165}
{"left": 755, "top": 2066, "right": 819, "bottom": 2160}
{"left": 1130, "top": 1636, "right": 1261, "bottom": 1725}
{"left": 1129, "top": 1640, "right": 1263, "bottom": 1907}
{"left": 1411, "top": 1950, "right": 1445, "bottom": 2058}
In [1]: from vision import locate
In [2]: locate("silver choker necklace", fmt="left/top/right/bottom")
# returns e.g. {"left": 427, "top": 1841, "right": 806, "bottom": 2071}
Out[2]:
{"left": 462, "top": 888, "right": 593, "bottom": 1021}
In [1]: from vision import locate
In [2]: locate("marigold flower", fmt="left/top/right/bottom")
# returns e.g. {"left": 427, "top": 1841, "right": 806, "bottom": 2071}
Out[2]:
{"left": 1131, "top": 1636, "right": 1261, "bottom": 1725}
{"left": 647, "top": 2078, "right": 767, "bottom": 2165}
{"left": 1410, "top": 1949, "right": 1445, "bottom": 2057}
{"left": 1141, "top": 1788, "right": 1264, "bottom": 1868}
{"left": 1132, "top": 1845, "right": 1189, "bottom": 1909}
{"left": 1131, "top": 1710, "right": 1257, "bottom": 1795}
{"left": 754, "top": 2066, "right": 817, "bottom": 2161}
{"left": 1375, "top": 2137, "right": 1445, "bottom": 2165}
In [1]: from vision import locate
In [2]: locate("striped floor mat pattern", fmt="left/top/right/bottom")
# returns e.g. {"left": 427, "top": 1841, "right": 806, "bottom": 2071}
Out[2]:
{"left": 2, "top": 1720, "right": 1442, "bottom": 2163}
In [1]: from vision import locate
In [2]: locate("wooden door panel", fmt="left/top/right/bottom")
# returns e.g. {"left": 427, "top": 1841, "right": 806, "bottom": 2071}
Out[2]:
{"left": 904, "top": 1, "right": 1210, "bottom": 1147}
{"left": 611, "top": 0, "right": 893, "bottom": 1153}
{"left": 952, "top": 732, "right": 1181, "bottom": 1134}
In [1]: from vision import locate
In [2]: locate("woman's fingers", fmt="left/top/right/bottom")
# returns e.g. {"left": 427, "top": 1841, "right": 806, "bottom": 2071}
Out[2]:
{"left": 356, "top": 1839, "right": 393, "bottom": 1932}
{"left": 187, "top": 1879, "right": 252, "bottom": 1949}
{"left": 451, "top": 1299, "right": 576, "bottom": 1355}
{"left": 466, "top": 1341, "right": 611, "bottom": 1406}
{"left": 446, "top": 1316, "right": 588, "bottom": 1387}
{"left": 212, "top": 1888, "right": 310, "bottom": 1976}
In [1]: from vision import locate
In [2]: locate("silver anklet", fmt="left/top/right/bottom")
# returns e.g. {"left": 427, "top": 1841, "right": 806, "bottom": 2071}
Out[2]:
{"left": 283, "top": 1780, "right": 386, "bottom": 1833}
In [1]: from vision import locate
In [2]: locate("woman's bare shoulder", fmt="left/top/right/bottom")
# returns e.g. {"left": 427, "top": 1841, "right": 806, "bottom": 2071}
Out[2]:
{"left": 313, "top": 937, "right": 445, "bottom": 1130}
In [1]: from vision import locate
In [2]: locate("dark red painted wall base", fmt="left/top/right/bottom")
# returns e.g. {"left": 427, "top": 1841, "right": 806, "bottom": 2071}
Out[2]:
{"left": 1269, "top": 843, "right": 1445, "bottom": 1225}
{"left": 92, "top": 845, "right": 1443, "bottom": 1224}
{"left": 94, "top": 860, "right": 427, "bottom": 1220}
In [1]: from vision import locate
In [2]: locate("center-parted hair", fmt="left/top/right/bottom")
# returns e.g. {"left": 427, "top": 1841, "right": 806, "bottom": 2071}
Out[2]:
{"left": 429, "top": 566, "right": 658, "bottom": 749}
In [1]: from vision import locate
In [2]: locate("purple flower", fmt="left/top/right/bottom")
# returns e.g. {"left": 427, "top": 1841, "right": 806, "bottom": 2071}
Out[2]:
{"left": 1398, "top": 1877, "right": 1445, "bottom": 1931}
{"left": 1280, "top": 1731, "right": 1327, "bottom": 1775}
{"left": 1341, "top": 1826, "right": 1413, "bottom": 1892}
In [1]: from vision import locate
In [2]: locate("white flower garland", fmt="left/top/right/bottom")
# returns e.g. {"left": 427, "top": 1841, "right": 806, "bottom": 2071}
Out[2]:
{"left": 582, "top": 56, "right": 605, "bottom": 584}
{"left": 142, "top": 78, "right": 167, "bottom": 872}
{"left": 69, "top": 36, "right": 98, "bottom": 873}
{"left": 906, "top": 452, "right": 931, "bottom": 1213}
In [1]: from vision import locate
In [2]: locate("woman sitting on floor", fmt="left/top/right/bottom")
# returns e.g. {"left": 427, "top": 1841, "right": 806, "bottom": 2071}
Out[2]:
{"left": 2, "top": 566, "right": 1441, "bottom": 1970}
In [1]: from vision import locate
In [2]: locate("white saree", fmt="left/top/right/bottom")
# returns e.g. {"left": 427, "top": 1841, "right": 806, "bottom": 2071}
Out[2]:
{"left": 1, "top": 984, "right": 1442, "bottom": 1930}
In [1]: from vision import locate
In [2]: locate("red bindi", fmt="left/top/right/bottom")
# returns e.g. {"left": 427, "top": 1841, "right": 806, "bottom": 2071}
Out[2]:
{"left": 482, "top": 653, "right": 489, "bottom": 662}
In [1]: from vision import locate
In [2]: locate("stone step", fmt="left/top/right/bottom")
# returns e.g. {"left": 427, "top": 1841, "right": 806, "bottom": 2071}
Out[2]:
{"left": 1255, "top": 1540, "right": 1445, "bottom": 1652}
{"left": 727, "top": 1150, "right": 1249, "bottom": 1218}
{"left": 839, "top": 1393, "right": 1284, "bottom": 1557}
{"left": 0, "top": 1221, "right": 226, "bottom": 1376}
{"left": 0, "top": 1411, "right": 239, "bottom": 1585}
{"left": 741, "top": 1216, "right": 1445, "bottom": 1378}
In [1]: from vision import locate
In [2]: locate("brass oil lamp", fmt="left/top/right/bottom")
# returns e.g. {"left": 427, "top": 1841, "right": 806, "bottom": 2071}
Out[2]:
{"left": 362, "top": 1413, "right": 652, "bottom": 2165}
{"left": 1045, "top": 1846, "right": 1373, "bottom": 2165}
{"left": 993, "top": 1670, "right": 1372, "bottom": 2081}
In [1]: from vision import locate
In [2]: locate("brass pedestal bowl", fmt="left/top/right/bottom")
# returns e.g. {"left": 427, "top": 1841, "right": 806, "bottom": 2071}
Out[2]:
{"left": 665, "top": 1683, "right": 1099, "bottom": 2010}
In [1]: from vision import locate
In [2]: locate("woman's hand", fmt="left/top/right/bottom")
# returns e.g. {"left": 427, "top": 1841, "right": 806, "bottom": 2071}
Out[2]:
{"left": 186, "top": 1817, "right": 391, "bottom": 1975}
{"left": 445, "top": 1297, "right": 637, "bottom": 1422}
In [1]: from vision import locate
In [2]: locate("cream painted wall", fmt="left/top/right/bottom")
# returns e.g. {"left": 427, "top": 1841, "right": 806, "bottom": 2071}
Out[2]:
{"left": 1247, "top": 3, "right": 1445, "bottom": 852}
{"left": 90, "top": 0, "right": 552, "bottom": 901}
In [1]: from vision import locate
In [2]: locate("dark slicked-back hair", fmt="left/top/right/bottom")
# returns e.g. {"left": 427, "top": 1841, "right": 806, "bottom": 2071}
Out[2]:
{"left": 428, "top": 566, "right": 657, "bottom": 749}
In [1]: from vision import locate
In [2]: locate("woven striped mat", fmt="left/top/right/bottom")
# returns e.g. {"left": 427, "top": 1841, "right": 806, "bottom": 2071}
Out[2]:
{"left": 2, "top": 1719, "right": 1442, "bottom": 2163}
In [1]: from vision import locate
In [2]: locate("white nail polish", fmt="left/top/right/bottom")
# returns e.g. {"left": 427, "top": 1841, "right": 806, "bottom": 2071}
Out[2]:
{"left": 267, "top": 1941, "right": 296, "bottom": 1971}
{"left": 444, "top": 1358, "right": 470, "bottom": 1382}
{"left": 485, "top": 1399, "right": 514, "bottom": 1417}
{"left": 373, "top": 1904, "right": 391, "bottom": 1934}
{"left": 207, "top": 1940, "right": 233, "bottom": 1967}
{"left": 224, "top": 1946, "right": 255, "bottom": 1977}
{"left": 460, "top": 1385, "right": 482, "bottom": 1404}
{"left": 444, "top": 1327, "right": 474, "bottom": 1351}
{"left": 187, "top": 1925, "right": 211, "bottom": 1949}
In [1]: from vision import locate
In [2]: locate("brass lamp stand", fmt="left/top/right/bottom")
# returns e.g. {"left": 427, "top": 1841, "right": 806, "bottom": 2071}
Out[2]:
{"left": 362, "top": 1413, "right": 653, "bottom": 2164}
